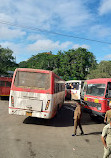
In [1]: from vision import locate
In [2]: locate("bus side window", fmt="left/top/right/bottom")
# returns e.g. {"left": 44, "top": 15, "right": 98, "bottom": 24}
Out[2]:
{"left": 6, "top": 82, "right": 11, "bottom": 87}
{"left": 0, "top": 81, "right": 5, "bottom": 87}
{"left": 56, "top": 83, "right": 59, "bottom": 93}
{"left": 54, "top": 83, "right": 57, "bottom": 93}
{"left": 60, "top": 84, "right": 62, "bottom": 92}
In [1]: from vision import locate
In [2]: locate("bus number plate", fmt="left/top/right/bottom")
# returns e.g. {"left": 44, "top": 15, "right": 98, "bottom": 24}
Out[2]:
{"left": 26, "top": 112, "right": 32, "bottom": 116}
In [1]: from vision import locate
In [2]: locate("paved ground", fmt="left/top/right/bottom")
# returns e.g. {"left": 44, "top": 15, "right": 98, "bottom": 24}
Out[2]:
{"left": 0, "top": 99, "right": 106, "bottom": 158}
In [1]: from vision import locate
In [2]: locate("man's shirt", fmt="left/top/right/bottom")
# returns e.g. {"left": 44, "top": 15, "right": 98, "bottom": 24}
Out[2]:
{"left": 102, "top": 124, "right": 111, "bottom": 146}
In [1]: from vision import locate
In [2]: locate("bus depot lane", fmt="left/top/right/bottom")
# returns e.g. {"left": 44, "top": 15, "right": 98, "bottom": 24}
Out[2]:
{"left": 0, "top": 99, "right": 104, "bottom": 158}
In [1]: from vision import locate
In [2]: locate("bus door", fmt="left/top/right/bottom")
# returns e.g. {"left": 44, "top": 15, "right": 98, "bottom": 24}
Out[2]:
{"left": 80, "top": 82, "right": 87, "bottom": 103}
{"left": 106, "top": 82, "right": 111, "bottom": 110}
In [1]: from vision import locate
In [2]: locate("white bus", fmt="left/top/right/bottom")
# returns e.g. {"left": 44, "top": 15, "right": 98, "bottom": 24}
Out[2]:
{"left": 65, "top": 80, "right": 85, "bottom": 100}
{"left": 9, "top": 68, "right": 65, "bottom": 119}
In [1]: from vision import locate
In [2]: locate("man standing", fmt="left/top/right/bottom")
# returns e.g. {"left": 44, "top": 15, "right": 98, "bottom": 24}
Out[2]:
{"left": 72, "top": 101, "right": 84, "bottom": 136}
{"left": 101, "top": 118, "right": 111, "bottom": 158}
{"left": 104, "top": 105, "right": 111, "bottom": 124}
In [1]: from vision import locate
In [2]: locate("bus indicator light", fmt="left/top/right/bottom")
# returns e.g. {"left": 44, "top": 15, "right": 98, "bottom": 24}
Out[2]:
{"left": 94, "top": 99, "right": 99, "bottom": 103}
{"left": 45, "top": 100, "right": 50, "bottom": 110}
{"left": 11, "top": 96, "right": 14, "bottom": 107}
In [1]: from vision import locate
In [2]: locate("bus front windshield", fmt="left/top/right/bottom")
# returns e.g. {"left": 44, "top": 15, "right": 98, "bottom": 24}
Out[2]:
{"left": 86, "top": 83, "right": 106, "bottom": 97}
{"left": 66, "top": 82, "right": 79, "bottom": 90}
{"left": 72, "top": 82, "right": 79, "bottom": 90}
{"left": 14, "top": 71, "right": 50, "bottom": 90}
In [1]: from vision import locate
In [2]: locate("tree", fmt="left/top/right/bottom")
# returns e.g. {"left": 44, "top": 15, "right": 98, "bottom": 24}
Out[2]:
{"left": 0, "top": 46, "right": 18, "bottom": 75}
{"left": 19, "top": 48, "right": 97, "bottom": 80}
{"left": 55, "top": 48, "right": 97, "bottom": 80}
{"left": 87, "top": 61, "right": 111, "bottom": 79}
{"left": 19, "top": 52, "right": 57, "bottom": 70}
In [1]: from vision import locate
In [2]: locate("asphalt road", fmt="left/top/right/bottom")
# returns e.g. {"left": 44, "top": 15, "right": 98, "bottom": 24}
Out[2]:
{"left": 0, "top": 99, "right": 106, "bottom": 158}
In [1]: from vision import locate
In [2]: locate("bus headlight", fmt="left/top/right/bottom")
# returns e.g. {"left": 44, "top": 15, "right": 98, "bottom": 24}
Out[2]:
{"left": 45, "top": 100, "right": 50, "bottom": 110}
{"left": 97, "top": 106, "right": 101, "bottom": 110}
{"left": 109, "top": 101, "right": 111, "bottom": 107}
{"left": 11, "top": 96, "right": 14, "bottom": 107}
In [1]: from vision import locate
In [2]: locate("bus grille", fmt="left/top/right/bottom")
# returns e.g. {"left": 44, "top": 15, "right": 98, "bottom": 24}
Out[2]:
{"left": 85, "top": 101, "right": 101, "bottom": 108}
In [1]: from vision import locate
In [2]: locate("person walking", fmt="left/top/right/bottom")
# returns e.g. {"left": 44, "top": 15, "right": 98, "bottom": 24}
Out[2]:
{"left": 72, "top": 101, "right": 84, "bottom": 136}
{"left": 101, "top": 118, "right": 111, "bottom": 158}
{"left": 104, "top": 105, "right": 111, "bottom": 124}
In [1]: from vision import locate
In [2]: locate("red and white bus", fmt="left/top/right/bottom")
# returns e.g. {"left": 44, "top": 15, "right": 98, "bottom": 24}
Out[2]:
{"left": 81, "top": 78, "right": 111, "bottom": 117}
{"left": 9, "top": 68, "right": 65, "bottom": 119}
{"left": 0, "top": 77, "right": 12, "bottom": 97}
{"left": 65, "top": 80, "right": 84, "bottom": 100}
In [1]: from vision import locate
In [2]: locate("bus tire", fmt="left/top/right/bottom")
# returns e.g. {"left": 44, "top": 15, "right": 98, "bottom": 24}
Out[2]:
{"left": 89, "top": 113, "right": 97, "bottom": 120}
{"left": 57, "top": 104, "right": 60, "bottom": 112}
{"left": 55, "top": 104, "right": 60, "bottom": 118}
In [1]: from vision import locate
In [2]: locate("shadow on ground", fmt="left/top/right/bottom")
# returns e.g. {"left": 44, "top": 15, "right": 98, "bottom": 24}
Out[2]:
{"left": 23, "top": 105, "right": 74, "bottom": 127}
{"left": 0, "top": 96, "right": 9, "bottom": 101}
{"left": 23, "top": 101, "right": 104, "bottom": 127}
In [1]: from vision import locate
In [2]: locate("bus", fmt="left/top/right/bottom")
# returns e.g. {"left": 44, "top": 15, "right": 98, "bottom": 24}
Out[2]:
{"left": 9, "top": 68, "right": 65, "bottom": 119}
{"left": 0, "top": 77, "right": 12, "bottom": 98}
{"left": 81, "top": 78, "right": 111, "bottom": 118}
{"left": 65, "top": 80, "right": 84, "bottom": 100}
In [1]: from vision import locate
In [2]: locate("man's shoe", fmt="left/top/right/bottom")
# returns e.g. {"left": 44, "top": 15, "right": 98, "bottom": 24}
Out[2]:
{"left": 81, "top": 132, "right": 84, "bottom": 135}
{"left": 72, "top": 134, "right": 76, "bottom": 136}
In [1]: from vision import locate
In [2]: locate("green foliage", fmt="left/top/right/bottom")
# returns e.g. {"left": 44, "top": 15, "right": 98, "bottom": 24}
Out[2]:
{"left": 19, "top": 52, "right": 56, "bottom": 70}
{"left": 0, "top": 46, "right": 18, "bottom": 75}
{"left": 19, "top": 48, "right": 97, "bottom": 80}
{"left": 87, "top": 61, "right": 111, "bottom": 79}
{"left": 54, "top": 48, "right": 97, "bottom": 80}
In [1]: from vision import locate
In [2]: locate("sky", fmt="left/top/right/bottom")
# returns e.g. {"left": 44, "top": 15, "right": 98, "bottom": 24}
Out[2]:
{"left": 0, "top": 0, "right": 111, "bottom": 63}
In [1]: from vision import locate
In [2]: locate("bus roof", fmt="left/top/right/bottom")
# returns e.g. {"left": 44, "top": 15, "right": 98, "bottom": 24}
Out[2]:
{"left": 65, "top": 80, "right": 85, "bottom": 83}
{"left": 15, "top": 68, "right": 52, "bottom": 73}
{"left": 86, "top": 78, "right": 111, "bottom": 84}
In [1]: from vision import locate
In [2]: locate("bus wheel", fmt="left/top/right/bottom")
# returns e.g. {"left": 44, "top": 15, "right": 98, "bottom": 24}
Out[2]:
{"left": 89, "top": 113, "right": 97, "bottom": 120}
{"left": 57, "top": 104, "right": 60, "bottom": 112}
{"left": 55, "top": 105, "right": 60, "bottom": 118}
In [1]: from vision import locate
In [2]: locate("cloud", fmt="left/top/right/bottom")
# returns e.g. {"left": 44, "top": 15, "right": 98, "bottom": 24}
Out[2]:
{"left": 0, "top": 40, "right": 90, "bottom": 63}
{"left": 0, "top": 13, "right": 14, "bottom": 22}
{"left": 90, "top": 25, "right": 110, "bottom": 37}
{"left": 54, "top": 0, "right": 91, "bottom": 29}
{"left": 0, "top": 41, "right": 24, "bottom": 56}
{"left": 72, "top": 44, "right": 90, "bottom": 49}
{"left": 0, "top": 26, "right": 26, "bottom": 40}
{"left": 0, "top": 0, "right": 92, "bottom": 31}
{"left": 98, "top": 0, "right": 111, "bottom": 15}
{"left": 0, "top": 41, "right": 30, "bottom": 63}
{"left": 28, "top": 39, "right": 72, "bottom": 52}
{"left": 27, "top": 34, "right": 46, "bottom": 41}
{"left": 104, "top": 54, "right": 111, "bottom": 60}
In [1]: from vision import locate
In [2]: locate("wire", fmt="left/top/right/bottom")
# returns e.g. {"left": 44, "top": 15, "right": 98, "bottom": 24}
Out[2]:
{"left": 0, "top": 19, "right": 111, "bottom": 45}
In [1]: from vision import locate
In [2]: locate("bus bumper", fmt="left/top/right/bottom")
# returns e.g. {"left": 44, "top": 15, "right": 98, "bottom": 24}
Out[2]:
{"left": 9, "top": 107, "right": 55, "bottom": 119}
{"left": 82, "top": 107, "right": 105, "bottom": 118}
